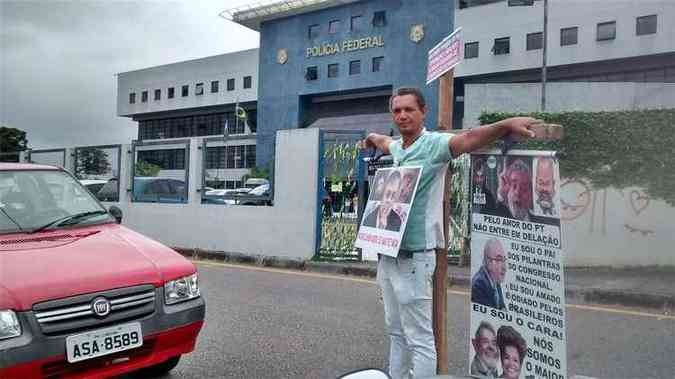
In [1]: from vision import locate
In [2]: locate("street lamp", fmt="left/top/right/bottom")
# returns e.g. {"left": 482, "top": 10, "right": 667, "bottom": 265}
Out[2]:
{"left": 509, "top": 0, "right": 548, "bottom": 111}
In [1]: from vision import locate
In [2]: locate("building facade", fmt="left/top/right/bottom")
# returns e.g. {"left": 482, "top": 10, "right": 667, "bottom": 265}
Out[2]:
{"left": 454, "top": 0, "right": 675, "bottom": 126}
{"left": 117, "top": 50, "right": 259, "bottom": 189}
{"left": 227, "top": 0, "right": 453, "bottom": 167}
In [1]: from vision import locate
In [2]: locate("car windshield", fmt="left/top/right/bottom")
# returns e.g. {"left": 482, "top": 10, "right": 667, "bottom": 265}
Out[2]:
{"left": 0, "top": 170, "right": 112, "bottom": 234}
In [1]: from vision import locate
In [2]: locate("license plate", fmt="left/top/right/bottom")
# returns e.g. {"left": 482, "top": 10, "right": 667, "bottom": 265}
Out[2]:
{"left": 66, "top": 322, "right": 143, "bottom": 363}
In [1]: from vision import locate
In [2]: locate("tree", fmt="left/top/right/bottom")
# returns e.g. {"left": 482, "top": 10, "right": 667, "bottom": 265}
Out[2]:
{"left": 0, "top": 127, "right": 28, "bottom": 163}
{"left": 75, "top": 148, "right": 111, "bottom": 178}
{"left": 135, "top": 160, "right": 161, "bottom": 177}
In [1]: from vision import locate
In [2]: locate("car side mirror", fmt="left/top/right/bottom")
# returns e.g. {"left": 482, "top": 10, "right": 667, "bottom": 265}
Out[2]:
{"left": 108, "top": 205, "right": 123, "bottom": 224}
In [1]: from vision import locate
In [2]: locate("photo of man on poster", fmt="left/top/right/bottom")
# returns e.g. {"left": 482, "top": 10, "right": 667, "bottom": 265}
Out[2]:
{"left": 533, "top": 157, "right": 558, "bottom": 217}
{"left": 471, "top": 237, "right": 507, "bottom": 310}
{"left": 470, "top": 321, "right": 500, "bottom": 378}
{"left": 363, "top": 170, "right": 404, "bottom": 232}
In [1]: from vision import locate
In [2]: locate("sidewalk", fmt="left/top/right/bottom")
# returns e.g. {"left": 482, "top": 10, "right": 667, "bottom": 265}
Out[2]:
{"left": 177, "top": 249, "right": 675, "bottom": 311}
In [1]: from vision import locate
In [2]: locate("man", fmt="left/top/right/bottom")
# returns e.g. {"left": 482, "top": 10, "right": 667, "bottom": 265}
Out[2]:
{"left": 470, "top": 321, "right": 500, "bottom": 378}
{"left": 534, "top": 157, "right": 556, "bottom": 216}
{"left": 397, "top": 168, "right": 418, "bottom": 204}
{"left": 363, "top": 170, "right": 403, "bottom": 231}
{"left": 496, "top": 159, "right": 532, "bottom": 221}
{"left": 471, "top": 238, "right": 507, "bottom": 310}
{"left": 472, "top": 157, "right": 496, "bottom": 214}
{"left": 361, "top": 86, "right": 541, "bottom": 379}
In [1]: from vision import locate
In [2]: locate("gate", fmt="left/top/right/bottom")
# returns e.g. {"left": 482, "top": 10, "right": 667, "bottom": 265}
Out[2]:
{"left": 315, "top": 130, "right": 366, "bottom": 261}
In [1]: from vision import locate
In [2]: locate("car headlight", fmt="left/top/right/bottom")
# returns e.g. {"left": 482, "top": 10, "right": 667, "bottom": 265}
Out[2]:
{"left": 0, "top": 310, "right": 21, "bottom": 340}
{"left": 164, "top": 273, "right": 200, "bottom": 305}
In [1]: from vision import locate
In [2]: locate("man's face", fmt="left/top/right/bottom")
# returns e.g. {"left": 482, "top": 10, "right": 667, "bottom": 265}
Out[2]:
{"left": 473, "top": 328, "right": 498, "bottom": 369}
{"left": 391, "top": 95, "right": 425, "bottom": 136}
{"left": 398, "top": 173, "right": 415, "bottom": 202}
{"left": 535, "top": 159, "right": 555, "bottom": 211}
{"left": 380, "top": 176, "right": 400, "bottom": 214}
{"left": 486, "top": 243, "right": 506, "bottom": 283}
{"left": 473, "top": 166, "right": 486, "bottom": 187}
{"left": 506, "top": 170, "right": 531, "bottom": 220}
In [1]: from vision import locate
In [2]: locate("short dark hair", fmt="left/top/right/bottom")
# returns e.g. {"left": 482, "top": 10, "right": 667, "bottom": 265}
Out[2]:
{"left": 385, "top": 170, "right": 401, "bottom": 187}
{"left": 390, "top": 86, "right": 426, "bottom": 111}
{"left": 497, "top": 325, "right": 527, "bottom": 363}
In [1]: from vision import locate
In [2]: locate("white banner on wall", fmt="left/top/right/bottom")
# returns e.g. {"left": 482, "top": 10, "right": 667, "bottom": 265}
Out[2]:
{"left": 469, "top": 152, "right": 567, "bottom": 379}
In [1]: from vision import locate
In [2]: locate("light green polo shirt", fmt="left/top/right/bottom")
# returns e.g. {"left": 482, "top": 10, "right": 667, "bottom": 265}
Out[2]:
{"left": 389, "top": 129, "right": 454, "bottom": 251}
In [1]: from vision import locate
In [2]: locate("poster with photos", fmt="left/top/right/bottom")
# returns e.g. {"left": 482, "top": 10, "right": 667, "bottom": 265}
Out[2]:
{"left": 355, "top": 166, "right": 422, "bottom": 260}
{"left": 469, "top": 152, "right": 566, "bottom": 379}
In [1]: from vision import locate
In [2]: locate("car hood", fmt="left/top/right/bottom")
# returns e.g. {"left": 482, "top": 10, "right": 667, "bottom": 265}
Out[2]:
{"left": 0, "top": 223, "right": 195, "bottom": 310}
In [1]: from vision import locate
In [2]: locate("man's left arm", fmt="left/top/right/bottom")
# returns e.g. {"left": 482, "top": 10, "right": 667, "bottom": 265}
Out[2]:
{"left": 448, "top": 117, "right": 542, "bottom": 158}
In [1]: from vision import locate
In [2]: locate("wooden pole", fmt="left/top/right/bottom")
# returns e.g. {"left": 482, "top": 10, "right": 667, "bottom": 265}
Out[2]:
{"left": 434, "top": 69, "right": 453, "bottom": 375}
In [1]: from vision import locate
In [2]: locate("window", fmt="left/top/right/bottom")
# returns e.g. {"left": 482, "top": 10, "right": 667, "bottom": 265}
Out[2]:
{"left": 243, "top": 76, "right": 252, "bottom": 89}
{"left": 168, "top": 87, "right": 175, "bottom": 99}
{"left": 465, "top": 42, "right": 479, "bottom": 59}
{"left": 181, "top": 85, "right": 189, "bottom": 97}
{"left": 245, "top": 145, "right": 256, "bottom": 168}
{"left": 308, "top": 24, "right": 320, "bottom": 39}
{"left": 154, "top": 89, "right": 161, "bottom": 100}
{"left": 328, "top": 63, "right": 339, "bottom": 78}
{"left": 492, "top": 37, "right": 510, "bottom": 55}
{"left": 349, "top": 60, "right": 361, "bottom": 75}
{"left": 636, "top": 15, "right": 657, "bottom": 36}
{"left": 372, "top": 56, "right": 384, "bottom": 72}
{"left": 211, "top": 81, "right": 219, "bottom": 93}
{"left": 526, "top": 32, "right": 543, "bottom": 50}
{"left": 373, "top": 11, "right": 386, "bottom": 27}
{"left": 195, "top": 83, "right": 204, "bottom": 95}
{"left": 129, "top": 93, "right": 136, "bottom": 104}
{"left": 227, "top": 78, "right": 235, "bottom": 91}
{"left": 560, "top": 27, "right": 578, "bottom": 46}
{"left": 306, "top": 66, "right": 318, "bottom": 81}
{"left": 351, "top": 15, "right": 363, "bottom": 31}
{"left": 141, "top": 91, "right": 148, "bottom": 102}
{"left": 597, "top": 21, "right": 616, "bottom": 41}
{"left": 329, "top": 20, "right": 341, "bottom": 34}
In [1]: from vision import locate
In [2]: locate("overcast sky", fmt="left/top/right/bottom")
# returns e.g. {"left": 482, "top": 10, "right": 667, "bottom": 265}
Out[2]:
{"left": 0, "top": 0, "right": 260, "bottom": 149}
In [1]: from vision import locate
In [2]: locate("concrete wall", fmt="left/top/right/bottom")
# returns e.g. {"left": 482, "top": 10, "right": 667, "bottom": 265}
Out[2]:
{"left": 455, "top": 0, "right": 675, "bottom": 77}
{"left": 256, "top": 0, "right": 453, "bottom": 166}
{"left": 463, "top": 82, "right": 675, "bottom": 127}
{"left": 117, "top": 49, "right": 259, "bottom": 117}
{"left": 45, "top": 129, "right": 320, "bottom": 259}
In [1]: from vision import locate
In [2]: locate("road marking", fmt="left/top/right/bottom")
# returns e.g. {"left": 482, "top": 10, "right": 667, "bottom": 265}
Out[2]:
{"left": 194, "top": 260, "right": 675, "bottom": 320}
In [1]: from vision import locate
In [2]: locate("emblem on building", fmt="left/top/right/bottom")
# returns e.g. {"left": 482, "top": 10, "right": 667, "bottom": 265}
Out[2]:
{"left": 277, "top": 48, "right": 288, "bottom": 64}
{"left": 410, "top": 24, "right": 425, "bottom": 43}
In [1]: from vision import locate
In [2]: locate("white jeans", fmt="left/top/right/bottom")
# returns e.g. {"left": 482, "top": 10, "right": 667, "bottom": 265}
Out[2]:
{"left": 377, "top": 251, "right": 437, "bottom": 379}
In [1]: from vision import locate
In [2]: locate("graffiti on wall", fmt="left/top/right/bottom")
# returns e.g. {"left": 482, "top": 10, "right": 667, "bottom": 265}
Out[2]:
{"left": 560, "top": 178, "right": 655, "bottom": 236}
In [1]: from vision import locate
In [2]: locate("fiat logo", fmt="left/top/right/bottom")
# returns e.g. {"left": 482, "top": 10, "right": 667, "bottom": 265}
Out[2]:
{"left": 91, "top": 297, "right": 111, "bottom": 317}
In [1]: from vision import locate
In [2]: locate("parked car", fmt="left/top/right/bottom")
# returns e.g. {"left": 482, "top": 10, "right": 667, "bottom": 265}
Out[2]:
{"left": 132, "top": 177, "right": 186, "bottom": 203}
{"left": 240, "top": 183, "right": 272, "bottom": 206}
{"left": 0, "top": 163, "right": 205, "bottom": 377}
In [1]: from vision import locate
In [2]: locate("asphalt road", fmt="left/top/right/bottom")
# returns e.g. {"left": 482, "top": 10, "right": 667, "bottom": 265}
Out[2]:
{"left": 132, "top": 262, "right": 675, "bottom": 379}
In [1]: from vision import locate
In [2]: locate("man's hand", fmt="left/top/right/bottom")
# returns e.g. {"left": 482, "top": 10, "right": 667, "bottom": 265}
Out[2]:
{"left": 358, "top": 133, "right": 393, "bottom": 155}
{"left": 497, "top": 117, "right": 543, "bottom": 141}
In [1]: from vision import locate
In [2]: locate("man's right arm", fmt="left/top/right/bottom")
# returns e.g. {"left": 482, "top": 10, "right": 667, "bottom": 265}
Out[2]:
{"left": 360, "top": 133, "right": 393, "bottom": 155}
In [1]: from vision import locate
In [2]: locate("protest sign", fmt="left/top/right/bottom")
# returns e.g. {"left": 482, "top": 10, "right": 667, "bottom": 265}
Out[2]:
{"left": 426, "top": 27, "right": 462, "bottom": 84}
{"left": 469, "top": 152, "right": 566, "bottom": 379}
{"left": 355, "top": 166, "right": 422, "bottom": 259}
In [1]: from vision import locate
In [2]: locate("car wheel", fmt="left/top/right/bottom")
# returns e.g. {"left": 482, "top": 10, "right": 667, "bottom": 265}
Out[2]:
{"left": 132, "top": 355, "right": 181, "bottom": 377}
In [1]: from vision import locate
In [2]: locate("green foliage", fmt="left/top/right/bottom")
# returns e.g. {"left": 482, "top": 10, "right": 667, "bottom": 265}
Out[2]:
{"left": 479, "top": 108, "right": 675, "bottom": 206}
{"left": 135, "top": 160, "right": 161, "bottom": 177}
{"left": 75, "top": 148, "right": 111, "bottom": 178}
{"left": 0, "top": 126, "right": 28, "bottom": 152}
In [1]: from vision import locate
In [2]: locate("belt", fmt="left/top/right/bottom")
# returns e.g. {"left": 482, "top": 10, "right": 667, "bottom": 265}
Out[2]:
{"left": 397, "top": 249, "right": 428, "bottom": 259}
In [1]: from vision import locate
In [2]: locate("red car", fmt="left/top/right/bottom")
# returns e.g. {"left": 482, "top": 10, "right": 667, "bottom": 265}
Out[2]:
{"left": 0, "top": 163, "right": 205, "bottom": 378}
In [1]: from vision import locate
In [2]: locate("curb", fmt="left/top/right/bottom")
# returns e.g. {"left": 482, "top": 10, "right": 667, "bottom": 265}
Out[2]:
{"left": 176, "top": 248, "right": 674, "bottom": 310}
